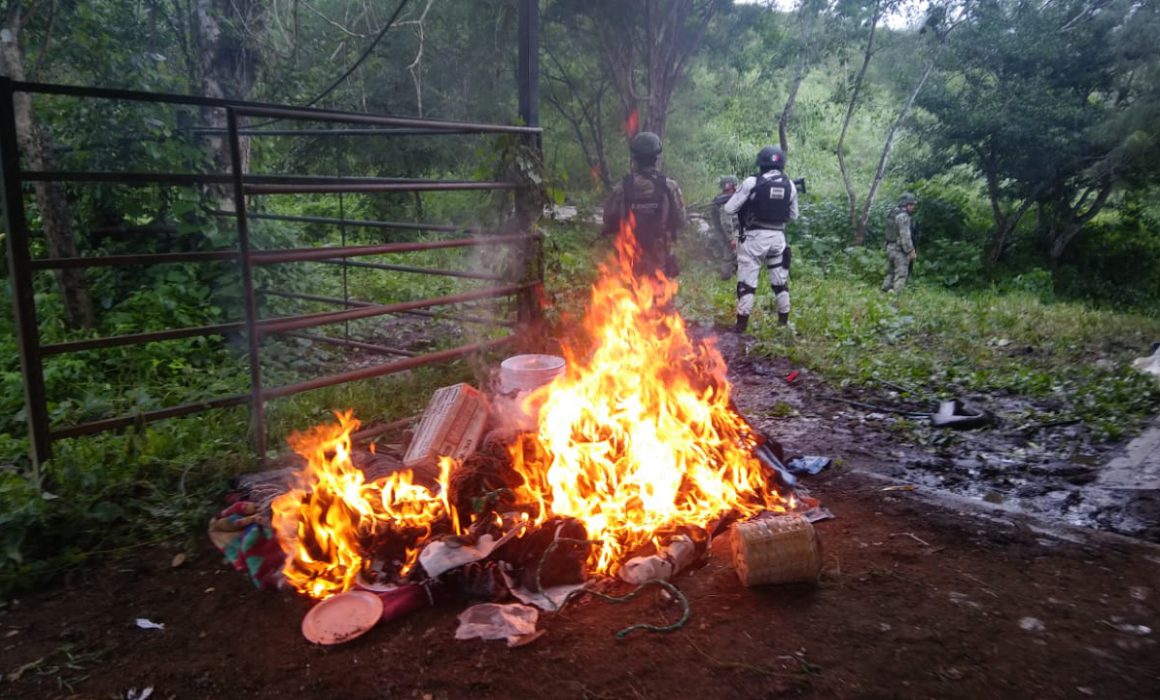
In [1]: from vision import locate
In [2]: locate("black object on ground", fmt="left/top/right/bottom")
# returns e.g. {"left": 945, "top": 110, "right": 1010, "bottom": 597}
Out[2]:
{"left": 930, "top": 399, "right": 994, "bottom": 430}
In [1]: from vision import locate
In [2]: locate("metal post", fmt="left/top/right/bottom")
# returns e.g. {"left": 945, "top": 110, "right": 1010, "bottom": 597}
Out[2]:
{"left": 336, "top": 136, "right": 351, "bottom": 338}
{"left": 517, "top": 0, "right": 544, "bottom": 325}
{"left": 226, "top": 108, "right": 267, "bottom": 458}
{"left": 518, "top": 0, "right": 540, "bottom": 130}
{"left": 0, "top": 78, "right": 52, "bottom": 474}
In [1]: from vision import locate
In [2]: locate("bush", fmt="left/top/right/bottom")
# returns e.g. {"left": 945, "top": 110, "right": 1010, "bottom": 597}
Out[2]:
{"left": 1054, "top": 203, "right": 1160, "bottom": 311}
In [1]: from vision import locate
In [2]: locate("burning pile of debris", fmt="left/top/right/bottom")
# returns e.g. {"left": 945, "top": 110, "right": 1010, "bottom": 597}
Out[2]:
{"left": 212, "top": 222, "right": 829, "bottom": 646}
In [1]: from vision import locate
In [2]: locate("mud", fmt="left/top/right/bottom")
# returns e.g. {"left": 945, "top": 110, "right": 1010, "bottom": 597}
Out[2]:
{"left": 710, "top": 328, "right": 1160, "bottom": 543}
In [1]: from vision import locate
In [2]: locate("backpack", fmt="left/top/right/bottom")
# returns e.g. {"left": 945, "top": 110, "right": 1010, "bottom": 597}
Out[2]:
{"left": 622, "top": 172, "right": 674, "bottom": 244}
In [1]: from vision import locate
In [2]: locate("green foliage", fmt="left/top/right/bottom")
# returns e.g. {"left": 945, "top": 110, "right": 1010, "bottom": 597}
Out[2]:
{"left": 0, "top": 415, "right": 253, "bottom": 597}
{"left": 1053, "top": 193, "right": 1160, "bottom": 310}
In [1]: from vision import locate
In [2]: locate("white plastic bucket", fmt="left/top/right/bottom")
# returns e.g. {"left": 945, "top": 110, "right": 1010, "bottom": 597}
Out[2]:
{"left": 499, "top": 354, "right": 565, "bottom": 394}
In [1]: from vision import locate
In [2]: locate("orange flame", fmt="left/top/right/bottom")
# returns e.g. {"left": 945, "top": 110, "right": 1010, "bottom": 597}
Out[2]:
{"left": 590, "top": 163, "right": 603, "bottom": 189}
{"left": 271, "top": 411, "right": 459, "bottom": 599}
{"left": 624, "top": 107, "right": 639, "bottom": 136}
{"left": 510, "top": 218, "right": 786, "bottom": 575}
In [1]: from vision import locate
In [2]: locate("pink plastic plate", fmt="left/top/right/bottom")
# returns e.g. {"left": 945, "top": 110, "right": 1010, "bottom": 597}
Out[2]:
{"left": 301, "top": 590, "right": 383, "bottom": 645}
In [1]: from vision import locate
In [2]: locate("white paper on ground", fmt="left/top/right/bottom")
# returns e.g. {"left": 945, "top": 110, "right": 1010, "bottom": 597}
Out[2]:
{"left": 1133, "top": 347, "right": 1160, "bottom": 383}
{"left": 501, "top": 571, "right": 586, "bottom": 611}
{"left": 618, "top": 535, "right": 696, "bottom": 584}
{"left": 419, "top": 534, "right": 499, "bottom": 578}
{"left": 619, "top": 555, "right": 673, "bottom": 584}
{"left": 134, "top": 618, "right": 165, "bottom": 631}
{"left": 418, "top": 522, "right": 528, "bottom": 579}
{"left": 455, "top": 602, "right": 539, "bottom": 646}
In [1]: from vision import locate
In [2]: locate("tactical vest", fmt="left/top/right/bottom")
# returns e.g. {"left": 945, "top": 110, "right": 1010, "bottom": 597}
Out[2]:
{"left": 622, "top": 172, "right": 672, "bottom": 244}
{"left": 884, "top": 207, "right": 904, "bottom": 244}
{"left": 740, "top": 172, "right": 792, "bottom": 230}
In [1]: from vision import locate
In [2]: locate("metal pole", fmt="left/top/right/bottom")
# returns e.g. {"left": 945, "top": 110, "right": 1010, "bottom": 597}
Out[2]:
{"left": 336, "top": 136, "right": 351, "bottom": 340}
{"left": 518, "top": 0, "right": 540, "bottom": 130}
{"left": 14, "top": 80, "right": 541, "bottom": 135}
{"left": 517, "top": 0, "right": 544, "bottom": 326}
{"left": 0, "top": 77, "right": 52, "bottom": 474}
{"left": 227, "top": 108, "right": 267, "bottom": 458}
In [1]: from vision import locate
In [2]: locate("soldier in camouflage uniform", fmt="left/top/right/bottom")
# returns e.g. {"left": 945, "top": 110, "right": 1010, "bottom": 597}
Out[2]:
{"left": 710, "top": 175, "right": 740, "bottom": 280}
{"left": 601, "top": 131, "right": 687, "bottom": 279}
{"left": 881, "top": 192, "right": 918, "bottom": 293}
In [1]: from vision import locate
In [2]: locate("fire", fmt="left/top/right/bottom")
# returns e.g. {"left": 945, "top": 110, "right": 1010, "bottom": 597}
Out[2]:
{"left": 273, "top": 215, "right": 788, "bottom": 593}
{"left": 271, "top": 410, "right": 458, "bottom": 599}
{"left": 510, "top": 218, "right": 787, "bottom": 575}
{"left": 624, "top": 107, "right": 639, "bottom": 136}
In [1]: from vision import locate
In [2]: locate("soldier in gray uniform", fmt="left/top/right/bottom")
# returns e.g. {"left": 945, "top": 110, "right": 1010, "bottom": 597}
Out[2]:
{"left": 881, "top": 192, "right": 918, "bottom": 293}
{"left": 723, "top": 146, "right": 798, "bottom": 332}
{"left": 710, "top": 175, "right": 740, "bottom": 280}
{"left": 601, "top": 131, "right": 687, "bottom": 279}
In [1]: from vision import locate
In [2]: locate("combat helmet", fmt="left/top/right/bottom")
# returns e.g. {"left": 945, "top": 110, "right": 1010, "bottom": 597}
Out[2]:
{"left": 629, "top": 131, "right": 663, "bottom": 158}
{"left": 898, "top": 192, "right": 918, "bottom": 206}
{"left": 756, "top": 145, "right": 785, "bottom": 171}
{"left": 719, "top": 175, "right": 738, "bottom": 189}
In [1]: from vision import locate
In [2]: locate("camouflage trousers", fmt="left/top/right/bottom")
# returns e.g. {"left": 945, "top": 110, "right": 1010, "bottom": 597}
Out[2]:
{"left": 881, "top": 242, "right": 911, "bottom": 292}
{"left": 713, "top": 237, "right": 737, "bottom": 280}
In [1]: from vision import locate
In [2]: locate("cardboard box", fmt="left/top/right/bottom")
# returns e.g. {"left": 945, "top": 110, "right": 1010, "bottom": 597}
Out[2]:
{"left": 403, "top": 383, "right": 489, "bottom": 481}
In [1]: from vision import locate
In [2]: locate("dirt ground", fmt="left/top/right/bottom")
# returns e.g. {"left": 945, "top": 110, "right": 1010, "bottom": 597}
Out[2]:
{"left": 3, "top": 332, "right": 1160, "bottom": 700}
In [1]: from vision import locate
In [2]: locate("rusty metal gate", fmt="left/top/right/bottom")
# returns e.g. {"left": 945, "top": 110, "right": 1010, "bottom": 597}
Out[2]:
{"left": 0, "top": 3, "right": 542, "bottom": 471}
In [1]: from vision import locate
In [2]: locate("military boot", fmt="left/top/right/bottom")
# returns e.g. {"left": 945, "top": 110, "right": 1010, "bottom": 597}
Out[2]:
{"left": 734, "top": 314, "right": 749, "bottom": 333}
{"left": 778, "top": 312, "right": 790, "bottom": 326}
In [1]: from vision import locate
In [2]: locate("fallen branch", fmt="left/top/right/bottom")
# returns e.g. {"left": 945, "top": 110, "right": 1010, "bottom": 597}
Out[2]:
{"left": 819, "top": 394, "right": 929, "bottom": 417}
{"left": 1006, "top": 418, "right": 1081, "bottom": 435}
{"left": 685, "top": 637, "right": 800, "bottom": 678}
{"left": 889, "top": 532, "right": 930, "bottom": 547}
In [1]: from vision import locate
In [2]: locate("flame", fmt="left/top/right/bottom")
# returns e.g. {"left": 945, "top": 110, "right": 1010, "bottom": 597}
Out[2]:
{"left": 272, "top": 211, "right": 788, "bottom": 592}
{"left": 510, "top": 217, "right": 786, "bottom": 575}
{"left": 271, "top": 411, "right": 459, "bottom": 599}
{"left": 624, "top": 107, "right": 639, "bottom": 136}
{"left": 590, "top": 163, "right": 603, "bottom": 189}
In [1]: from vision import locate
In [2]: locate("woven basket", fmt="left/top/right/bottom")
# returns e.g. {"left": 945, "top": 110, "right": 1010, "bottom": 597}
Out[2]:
{"left": 731, "top": 514, "right": 821, "bottom": 587}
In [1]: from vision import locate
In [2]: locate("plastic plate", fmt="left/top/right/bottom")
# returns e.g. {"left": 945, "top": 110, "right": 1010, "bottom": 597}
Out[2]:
{"left": 301, "top": 590, "right": 383, "bottom": 645}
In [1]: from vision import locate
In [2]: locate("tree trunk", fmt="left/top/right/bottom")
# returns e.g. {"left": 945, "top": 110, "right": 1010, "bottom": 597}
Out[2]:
{"left": 1047, "top": 182, "right": 1113, "bottom": 263}
{"left": 0, "top": 2, "right": 94, "bottom": 329}
{"left": 836, "top": 0, "right": 881, "bottom": 238}
{"left": 778, "top": 58, "right": 805, "bottom": 154}
{"left": 193, "top": 0, "right": 264, "bottom": 209}
{"left": 589, "top": 0, "right": 721, "bottom": 147}
{"left": 854, "top": 58, "right": 933, "bottom": 245}
{"left": 778, "top": 0, "right": 815, "bottom": 154}
{"left": 982, "top": 162, "right": 1034, "bottom": 264}
{"left": 987, "top": 199, "right": 1034, "bottom": 264}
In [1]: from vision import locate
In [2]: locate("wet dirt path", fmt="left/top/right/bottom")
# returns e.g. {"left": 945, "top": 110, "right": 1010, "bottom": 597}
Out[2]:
{"left": 711, "top": 330, "right": 1160, "bottom": 544}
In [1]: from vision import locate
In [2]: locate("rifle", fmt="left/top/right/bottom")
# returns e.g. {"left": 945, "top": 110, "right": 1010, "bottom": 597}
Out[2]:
{"left": 908, "top": 220, "right": 919, "bottom": 275}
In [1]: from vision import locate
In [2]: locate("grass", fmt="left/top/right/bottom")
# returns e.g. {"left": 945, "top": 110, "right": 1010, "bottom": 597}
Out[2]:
{"left": 666, "top": 227, "right": 1160, "bottom": 442}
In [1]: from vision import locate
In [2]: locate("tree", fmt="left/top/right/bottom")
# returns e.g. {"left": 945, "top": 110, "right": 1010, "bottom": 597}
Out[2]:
{"left": 541, "top": 8, "right": 617, "bottom": 188}
{"left": 555, "top": 0, "right": 725, "bottom": 143}
{"left": 919, "top": 0, "right": 1158, "bottom": 264}
{"left": 852, "top": 3, "right": 958, "bottom": 244}
{"left": 192, "top": 0, "right": 266, "bottom": 209}
{"left": 0, "top": 1, "right": 94, "bottom": 329}
{"left": 835, "top": 0, "right": 885, "bottom": 236}
{"left": 777, "top": 0, "right": 835, "bottom": 155}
